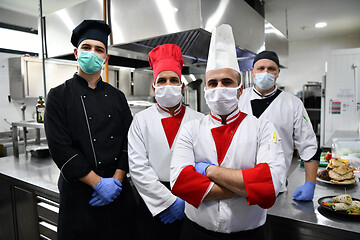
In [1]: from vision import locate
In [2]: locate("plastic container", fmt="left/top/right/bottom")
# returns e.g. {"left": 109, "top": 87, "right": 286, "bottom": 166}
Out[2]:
{"left": 331, "top": 138, "right": 360, "bottom": 159}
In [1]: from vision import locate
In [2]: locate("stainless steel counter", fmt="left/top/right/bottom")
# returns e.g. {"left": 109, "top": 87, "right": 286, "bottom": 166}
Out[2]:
{"left": 0, "top": 154, "right": 59, "bottom": 240}
{"left": 0, "top": 154, "right": 359, "bottom": 237}
{"left": 0, "top": 154, "right": 59, "bottom": 199}
{"left": 268, "top": 163, "right": 360, "bottom": 235}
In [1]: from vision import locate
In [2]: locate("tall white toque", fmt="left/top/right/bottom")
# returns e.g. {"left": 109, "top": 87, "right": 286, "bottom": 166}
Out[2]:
{"left": 205, "top": 24, "right": 240, "bottom": 74}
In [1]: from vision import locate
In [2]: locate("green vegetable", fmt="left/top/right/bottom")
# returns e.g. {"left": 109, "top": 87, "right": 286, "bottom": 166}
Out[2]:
{"left": 346, "top": 207, "right": 360, "bottom": 214}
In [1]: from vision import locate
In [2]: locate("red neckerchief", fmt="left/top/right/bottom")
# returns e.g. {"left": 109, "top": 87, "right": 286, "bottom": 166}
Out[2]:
{"left": 211, "top": 111, "right": 247, "bottom": 165}
{"left": 160, "top": 104, "right": 186, "bottom": 148}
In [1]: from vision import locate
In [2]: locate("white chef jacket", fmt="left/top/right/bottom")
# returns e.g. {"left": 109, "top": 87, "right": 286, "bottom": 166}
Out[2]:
{"left": 238, "top": 86, "right": 318, "bottom": 192}
{"left": 170, "top": 108, "right": 286, "bottom": 233}
{"left": 128, "top": 104, "right": 204, "bottom": 216}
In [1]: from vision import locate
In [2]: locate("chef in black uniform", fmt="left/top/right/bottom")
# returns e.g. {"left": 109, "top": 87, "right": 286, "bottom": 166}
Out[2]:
{"left": 44, "top": 20, "right": 135, "bottom": 240}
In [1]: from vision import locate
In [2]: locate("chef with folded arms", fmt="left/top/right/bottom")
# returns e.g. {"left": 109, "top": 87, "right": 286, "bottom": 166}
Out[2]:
{"left": 44, "top": 20, "right": 135, "bottom": 239}
{"left": 238, "top": 50, "right": 320, "bottom": 201}
{"left": 128, "top": 44, "right": 204, "bottom": 240}
{"left": 170, "top": 24, "right": 286, "bottom": 240}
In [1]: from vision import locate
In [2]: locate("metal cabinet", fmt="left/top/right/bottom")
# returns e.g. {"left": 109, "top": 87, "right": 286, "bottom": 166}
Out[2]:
{"left": 0, "top": 176, "right": 59, "bottom": 240}
{"left": 302, "top": 83, "right": 322, "bottom": 139}
{"left": 37, "top": 197, "right": 58, "bottom": 239}
{"left": 0, "top": 179, "right": 40, "bottom": 240}
{"left": 13, "top": 186, "right": 39, "bottom": 240}
{"left": 0, "top": 179, "right": 16, "bottom": 240}
{"left": 8, "top": 57, "right": 131, "bottom": 100}
{"left": 9, "top": 57, "right": 77, "bottom": 100}
{"left": 267, "top": 214, "right": 360, "bottom": 240}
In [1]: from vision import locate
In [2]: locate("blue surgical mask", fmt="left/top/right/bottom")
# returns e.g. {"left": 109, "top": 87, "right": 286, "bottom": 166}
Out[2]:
{"left": 255, "top": 72, "right": 276, "bottom": 90}
{"left": 77, "top": 50, "right": 105, "bottom": 74}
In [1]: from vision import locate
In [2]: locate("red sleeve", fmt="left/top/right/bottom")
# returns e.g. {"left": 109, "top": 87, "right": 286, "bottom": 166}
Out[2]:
{"left": 171, "top": 165, "right": 212, "bottom": 208}
{"left": 242, "top": 163, "right": 276, "bottom": 209}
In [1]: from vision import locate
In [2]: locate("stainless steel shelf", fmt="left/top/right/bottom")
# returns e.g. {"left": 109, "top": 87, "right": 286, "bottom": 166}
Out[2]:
{"left": 12, "top": 120, "right": 44, "bottom": 157}
{"left": 12, "top": 121, "right": 44, "bottom": 129}
{"left": 306, "top": 108, "right": 321, "bottom": 111}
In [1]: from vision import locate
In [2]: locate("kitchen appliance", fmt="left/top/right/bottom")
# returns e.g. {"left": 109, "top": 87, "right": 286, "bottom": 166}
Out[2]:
{"left": 321, "top": 48, "right": 360, "bottom": 148}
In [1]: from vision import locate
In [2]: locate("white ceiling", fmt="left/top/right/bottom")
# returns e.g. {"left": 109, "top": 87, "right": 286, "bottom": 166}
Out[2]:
{"left": 264, "top": 0, "right": 360, "bottom": 41}
{"left": 0, "top": 0, "right": 86, "bottom": 15}
{"left": 0, "top": 0, "right": 359, "bottom": 42}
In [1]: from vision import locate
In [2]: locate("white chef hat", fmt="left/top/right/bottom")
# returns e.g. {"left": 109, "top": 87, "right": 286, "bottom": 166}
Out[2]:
{"left": 206, "top": 24, "right": 240, "bottom": 74}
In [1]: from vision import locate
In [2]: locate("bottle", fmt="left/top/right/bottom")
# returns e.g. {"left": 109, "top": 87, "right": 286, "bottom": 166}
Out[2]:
{"left": 36, "top": 96, "right": 45, "bottom": 123}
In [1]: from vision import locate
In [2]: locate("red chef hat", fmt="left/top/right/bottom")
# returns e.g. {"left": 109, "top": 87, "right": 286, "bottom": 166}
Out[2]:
{"left": 148, "top": 44, "right": 183, "bottom": 82}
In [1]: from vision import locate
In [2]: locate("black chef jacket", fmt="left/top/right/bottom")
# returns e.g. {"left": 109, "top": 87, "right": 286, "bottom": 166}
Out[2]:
{"left": 44, "top": 73, "right": 132, "bottom": 181}
{"left": 44, "top": 74, "right": 136, "bottom": 240}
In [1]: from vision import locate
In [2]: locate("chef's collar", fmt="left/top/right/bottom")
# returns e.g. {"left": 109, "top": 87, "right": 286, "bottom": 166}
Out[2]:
{"left": 253, "top": 85, "right": 278, "bottom": 98}
{"left": 75, "top": 73, "right": 104, "bottom": 90}
{"left": 156, "top": 103, "right": 183, "bottom": 117}
{"left": 210, "top": 107, "right": 240, "bottom": 125}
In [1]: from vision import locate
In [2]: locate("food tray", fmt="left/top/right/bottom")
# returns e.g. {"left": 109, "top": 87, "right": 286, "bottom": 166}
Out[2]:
{"left": 318, "top": 196, "right": 360, "bottom": 219}
{"left": 316, "top": 177, "right": 359, "bottom": 186}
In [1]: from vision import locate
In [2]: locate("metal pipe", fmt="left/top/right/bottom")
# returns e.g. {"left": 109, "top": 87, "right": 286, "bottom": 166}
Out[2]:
{"left": 21, "top": 103, "right": 26, "bottom": 121}
{"left": 39, "top": 0, "right": 47, "bottom": 97}
{"left": 353, "top": 63, "right": 359, "bottom": 134}
{"left": 12, "top": 125, "right": 19, "bottom": 157}
{"left": 103, "top": 0, "right": 109, "bottom": 83}
{"left": 320, "top": 75, "right": 326, "bottom": 147}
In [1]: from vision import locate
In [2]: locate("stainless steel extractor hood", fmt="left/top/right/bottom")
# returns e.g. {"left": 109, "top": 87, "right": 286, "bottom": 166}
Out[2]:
{"left": 264, "top": 20, "right": 289, "bottom": 68}
{"left": 45, "top": 0, "right": 265, "bottom": 71}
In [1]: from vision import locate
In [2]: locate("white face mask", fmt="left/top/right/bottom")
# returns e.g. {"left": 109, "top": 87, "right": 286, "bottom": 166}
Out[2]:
{"left": 255, "top": 72, "right": 276, "bottom": 90}
{"left": 204, "top": 85, "right": 241, "bottom": 116}
{"left": 154, "top": 84, "right": 183, "bottom": 108}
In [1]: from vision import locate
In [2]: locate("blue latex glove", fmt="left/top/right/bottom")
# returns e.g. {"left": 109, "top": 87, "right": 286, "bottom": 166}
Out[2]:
{"left": 159, "top": 198, "right": 185, "bottom": 224}
{"left": 195, "top": 162, "right": 214, "bottom": 176}
{"left": 89, "top": 191, "right": 110, "bottom": 207}
{"left": 293, "top": 181, "right": 315, "bottom": 201}
{"left": 93, "top": 177, "right": 122, "bottom": 203}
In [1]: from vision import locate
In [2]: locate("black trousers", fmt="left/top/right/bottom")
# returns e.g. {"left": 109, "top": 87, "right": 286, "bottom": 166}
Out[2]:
{"left": 180, "top": 216, "right": 266, "bottom": 240}
{"left": 57, "top": 170, "right": 137, "bottom": 240}
{"left": 134, "top": 182, "right": 183, "bottom": 240}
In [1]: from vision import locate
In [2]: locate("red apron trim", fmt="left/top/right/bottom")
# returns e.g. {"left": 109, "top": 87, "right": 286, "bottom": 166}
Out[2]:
{"left": 242, "top": 163, "right": 276, "bottom": 209}
{"left": 210, "top": 113, "right": 221, "bottom": 122}
{"left": 211, "top": 112, "right": 247, "bottom": 165}
{"left": 173, "top": 106, "right": 182, "bottom": 115}
{"left": 210, "top": 111, "right": 240, "bottom": 124}
{"left": 158, "top": 103, "right": 182, "bottom": 116}
{"left": 171, "top": 165, "right": 212, "bottom": 208}
{"left": 161, "top": 105, "right": 186, "bottom": 148}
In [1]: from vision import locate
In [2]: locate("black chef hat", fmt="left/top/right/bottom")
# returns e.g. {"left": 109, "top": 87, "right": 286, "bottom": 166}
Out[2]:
{"left": 253, "top": 50, "right": 279, "bottom": 67}
{"left": 71, "top": 20, "right": 111, "bottom": 50}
